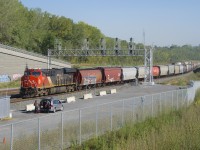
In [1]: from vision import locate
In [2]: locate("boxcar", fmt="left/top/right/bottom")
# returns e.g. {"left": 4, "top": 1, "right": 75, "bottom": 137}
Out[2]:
{"left": 168, "top": 65, "right": 175, "bottom": 75}
{"left": 121, "top": 67, "right": 137, "bottom": 81}
{"left": 76, "top": 68, "right": 102, "bottom": 86}
{"left": 99, "top": 67, "right": 122, "bottom": 83}
{"left": 152, "top": 66, "right": 160, "bottom": 77}
{"left": 157, "top": 65, "right": 168, "bottom": 76}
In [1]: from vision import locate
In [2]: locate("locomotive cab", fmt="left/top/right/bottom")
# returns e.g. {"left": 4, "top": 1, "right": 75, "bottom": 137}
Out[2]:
{"left": 20, "top": 67, "right": 77, "bottom": 98}
{"left": 20, "top": 69, "right": 45, "bottom": 97}
{"left": 21, "top": 69, "right": 42, "bottom": 88}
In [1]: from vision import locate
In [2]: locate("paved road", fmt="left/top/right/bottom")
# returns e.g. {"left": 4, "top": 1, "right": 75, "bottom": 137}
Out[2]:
{"left": 0, "top": 83, "right": 181, "bottom": 149}
{"left": 0, "top": 83, "right": 179, "bottom": 126}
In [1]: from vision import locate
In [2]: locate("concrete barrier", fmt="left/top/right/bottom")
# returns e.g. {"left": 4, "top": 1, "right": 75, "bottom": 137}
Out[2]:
{"left": 26, "top": 104, "right": 35, "bottom": 112}
{"left": 109, "top": 89, "right": 117, "bottom": 94}
{"left": 9, "top": 112, "right": 12, "bottom": 118}
{"left": 99, "top": 91, "right": 107, "bottom": 96}
{"left": 83, "top": 93, "right": 93, "bottom": 100}
{"left": 66, "top": 96, "right": 76, "bottom": 103}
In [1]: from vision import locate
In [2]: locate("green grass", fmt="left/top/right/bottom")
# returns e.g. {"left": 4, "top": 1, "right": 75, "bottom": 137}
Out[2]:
{"left": 163, "top": 72, "right": 200, "bottom": 86}
{"left": 0, "top": 80, "right": 20, "bottom": 89}
{"left": 70, "top": 74, "right": 200, "bottom": 150}
{"left": 71, "top": 91, "right": 200, "bottom": 150}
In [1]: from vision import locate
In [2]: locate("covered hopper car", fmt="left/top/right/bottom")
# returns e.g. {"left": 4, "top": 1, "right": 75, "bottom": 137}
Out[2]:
{"left": 20, "top": 62, "right": 198, "bottom": 98}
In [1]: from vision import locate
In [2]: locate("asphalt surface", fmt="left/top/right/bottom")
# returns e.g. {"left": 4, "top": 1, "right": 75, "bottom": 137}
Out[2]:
{"left": 0, "top": 83, "right": 179, "bottom": 126}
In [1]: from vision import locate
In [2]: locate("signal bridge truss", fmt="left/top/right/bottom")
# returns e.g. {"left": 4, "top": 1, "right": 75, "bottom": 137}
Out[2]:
{"left": 47, "top": 38, "right": 154, "bottom": 85}
{"left": 48, "top": 48, "right": 145, "bottom": 57}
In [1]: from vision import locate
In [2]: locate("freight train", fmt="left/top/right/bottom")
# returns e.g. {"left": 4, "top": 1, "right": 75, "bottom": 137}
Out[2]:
{"left": 20, "top": 62, "right": 199, "bottom": 98}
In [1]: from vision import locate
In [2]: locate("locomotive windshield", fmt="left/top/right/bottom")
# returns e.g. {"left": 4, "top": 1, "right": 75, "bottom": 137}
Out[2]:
{"left": 32, "top": 71, "right": 41, "bottom": 76}
{"left": 24, "top": 71, "right": 41, "bottom": 76}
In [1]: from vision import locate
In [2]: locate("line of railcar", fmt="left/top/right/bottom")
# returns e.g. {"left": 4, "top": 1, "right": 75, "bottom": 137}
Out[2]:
{"left": 20, "top": 62, "right": 199, "bottom": 98}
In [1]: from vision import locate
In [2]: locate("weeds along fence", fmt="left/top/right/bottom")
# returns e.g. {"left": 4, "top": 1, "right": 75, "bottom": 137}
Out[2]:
{"left": 0, "top": 81, "right": 200, "bottom": 150}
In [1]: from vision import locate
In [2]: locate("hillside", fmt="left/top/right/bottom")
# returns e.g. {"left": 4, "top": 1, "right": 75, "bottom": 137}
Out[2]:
{"left": 0, "top": 0, "right": 200, "bottom": 66}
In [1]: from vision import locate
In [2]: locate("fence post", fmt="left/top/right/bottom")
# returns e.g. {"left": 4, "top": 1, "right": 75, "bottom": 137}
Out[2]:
{"left": 61, "top": 113, "right": 63, "bottom": 150}
{"left": 165, "top": 92, "right": 167, "bottom": 114}
{"left": 177, "top": 90, "right": 179, "bottom": 110}
{"left": 122, "top": 100, "right": 124, "bottom": 125}
{"left": 160, "top": 93, "right": 162, "bottom": 114}
{"left": 172, "top": 91, "right": 173, "bottom": 110}
{"left": 141, "top": 97, "right": 144, "bottom": 120}
{"left": 10, "top": 124, "right": 13, "bottom": 150}
{"left": 96, "top": 105, "right": 98, "bottom": 137}
{"left": 182, "top": 89, "right": 184, "bottom": 107}
{"left": 132, "top": 98, "right": 135, "bottom": 120}
{"left": 186, "top": 89, "right": 189, "bottom": 107}
{"left": 151, "top": 95, "right": 153, "bottom": 117}
{"left": 79, "top": 109, "right": 82, "bottom": 145}
{"left": 38, "top": 118, "right": 40, "bottom": 150}
{"left": 110, "top": 103, "right": 113, "bottom": 131}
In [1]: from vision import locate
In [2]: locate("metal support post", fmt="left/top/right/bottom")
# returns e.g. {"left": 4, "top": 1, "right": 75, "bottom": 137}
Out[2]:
{"left": 151, "top": 95, "right": 153, "bottom": 117}
{"left": 38, "top": 118, "right": 40, "bottom": 150}
{"left": 61, "top": 113, "right": 63, "bottom": 150}
{"left": 47, "top": 49, "right": 51, "bottom": 69}
{"left": 143, "top": 47, "right": 154, "bottom": 85}
{"left": 172, "top": 91, "right": 174, "bottom": 110}
{"left": 160, "top": 93, "right": 162, "bottom": 113}
{"left": 110, "top": 103, "right": 113, "bottom": 131}
{"left": 177, "top": 90, "right": 179, "bottom": 110}
{"left": 132, "top": 98, "right": 135, "bottom": 120}
{"left": 122, "top": 100, "right": 125, "bottom": 126}
{"left": 79, "top": 109, "right": 82, "bottom": 145}
{"left": 10, "top": 124, "right": 13, "bottom": 150}
{"left": 141, "top": 97, "right": 144, "bottom": 120}
{"left": 96, "top": 106, "right": 98, "bottom": 137}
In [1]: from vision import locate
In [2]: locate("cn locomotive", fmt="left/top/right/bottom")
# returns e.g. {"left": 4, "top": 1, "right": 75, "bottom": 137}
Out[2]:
{"left": 20, "top": 62, "right": 199, "bottom": 98}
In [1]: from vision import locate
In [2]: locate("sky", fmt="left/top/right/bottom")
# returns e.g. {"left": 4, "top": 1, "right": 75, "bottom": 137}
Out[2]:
{"left": 20, "top": 0, "right": 200, "bottom": 47}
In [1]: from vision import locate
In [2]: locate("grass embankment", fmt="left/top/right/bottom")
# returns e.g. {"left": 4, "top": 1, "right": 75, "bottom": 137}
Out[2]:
{"left": 0, "top": 80, "right": 20, "bottom": 89}
{"left": 162, "top": 72, "right": 200, "bottom": 86}
{"left": 71, "top": 72, "right": 200, "bottom": 150}
{"left": 71, "top": 90, "right": 200, "bottom": 150}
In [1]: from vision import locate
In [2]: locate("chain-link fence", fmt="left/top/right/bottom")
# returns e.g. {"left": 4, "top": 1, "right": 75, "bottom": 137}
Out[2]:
{"left": 1, "top": 81, "right": 200, "bottom": 150}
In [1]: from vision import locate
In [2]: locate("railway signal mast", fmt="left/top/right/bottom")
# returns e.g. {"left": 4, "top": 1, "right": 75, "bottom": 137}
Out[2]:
{"left": 47, "top": 37, "right": 154, "bottom": 85}
{"left": 143, "top": 31, "right": 154, "bottom": 85}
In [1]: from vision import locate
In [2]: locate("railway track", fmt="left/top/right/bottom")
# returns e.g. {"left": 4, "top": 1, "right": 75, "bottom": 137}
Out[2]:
{"left": 154, "top": 71, "right": 193, "bottom": 84}
{"left": 0, "top": 88, "right": 19, "bottom": 95}
{"left": 9, "top": 84, "right": 126, "bottom": 104}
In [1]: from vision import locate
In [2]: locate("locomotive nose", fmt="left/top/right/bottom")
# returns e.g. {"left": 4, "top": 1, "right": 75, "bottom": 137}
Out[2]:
{"left": 21, "top": 76, "right": 29, "bottom": 87}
